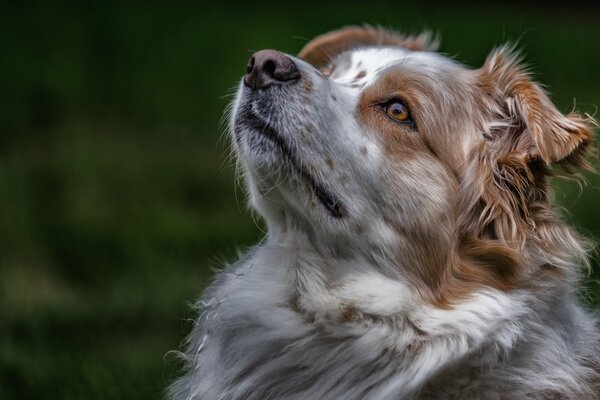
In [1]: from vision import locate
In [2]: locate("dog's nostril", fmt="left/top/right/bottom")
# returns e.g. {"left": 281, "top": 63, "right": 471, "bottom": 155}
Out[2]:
{"left": 262, "top": 59, "right": 276, "bottom": 77}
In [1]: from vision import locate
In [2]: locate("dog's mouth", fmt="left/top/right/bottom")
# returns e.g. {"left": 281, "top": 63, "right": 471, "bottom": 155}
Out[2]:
{"left": 236, "top": 109, "right": 346, "bottom": 219}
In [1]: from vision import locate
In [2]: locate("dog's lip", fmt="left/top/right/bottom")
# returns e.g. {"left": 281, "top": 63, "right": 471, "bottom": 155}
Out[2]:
{"left": 236, "top": 109, "right": 346, "bottom": 219}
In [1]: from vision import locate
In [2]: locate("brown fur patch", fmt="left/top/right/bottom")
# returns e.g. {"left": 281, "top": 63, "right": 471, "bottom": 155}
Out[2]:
{"left": 299, "top": 26, "right": 438, "bottom": 69}
{"left": 433, "top": 236, "right": 522, "bottom": 307}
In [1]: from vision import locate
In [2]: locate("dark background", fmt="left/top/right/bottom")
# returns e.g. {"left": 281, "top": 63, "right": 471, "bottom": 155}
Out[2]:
{"left": 1, "top": 2, "right": 599, "bottom": 399}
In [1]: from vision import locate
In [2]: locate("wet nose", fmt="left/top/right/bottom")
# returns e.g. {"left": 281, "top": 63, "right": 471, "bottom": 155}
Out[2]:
{"left": 244, "top": 49, "right": 300, "bottom": 90}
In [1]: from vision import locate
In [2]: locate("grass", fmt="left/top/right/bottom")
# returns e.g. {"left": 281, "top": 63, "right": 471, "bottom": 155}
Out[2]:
{"left": 0, "top": 2, "right": 599, "bottom": 399}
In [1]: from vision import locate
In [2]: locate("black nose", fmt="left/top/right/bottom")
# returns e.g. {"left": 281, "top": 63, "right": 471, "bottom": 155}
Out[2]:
{"left": 244, "top": 49, "right": 300, "bottom": 90}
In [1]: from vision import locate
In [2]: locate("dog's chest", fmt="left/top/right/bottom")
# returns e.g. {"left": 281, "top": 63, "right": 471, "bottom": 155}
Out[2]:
{"left": 187, "top": 250, "right": 523, "bottom": 400}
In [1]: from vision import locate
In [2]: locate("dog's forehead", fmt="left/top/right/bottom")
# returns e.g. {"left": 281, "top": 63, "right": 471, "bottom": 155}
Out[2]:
{"left": 330, "top": 47, "right": 461, "bottom": 86}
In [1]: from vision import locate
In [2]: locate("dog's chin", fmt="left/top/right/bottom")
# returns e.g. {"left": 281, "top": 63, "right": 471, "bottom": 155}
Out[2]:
{"left": 233, "top": 109, "right": 346, "bottom": 220}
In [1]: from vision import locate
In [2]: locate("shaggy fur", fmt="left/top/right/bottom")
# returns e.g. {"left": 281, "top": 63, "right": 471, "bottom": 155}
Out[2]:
{"left": 170, "top": 27, "right": 600, "bottom": 399}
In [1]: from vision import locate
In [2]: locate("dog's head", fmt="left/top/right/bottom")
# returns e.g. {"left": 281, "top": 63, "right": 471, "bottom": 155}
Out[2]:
{"left": 231, "top": 26, "right": 594, "bottom": 305}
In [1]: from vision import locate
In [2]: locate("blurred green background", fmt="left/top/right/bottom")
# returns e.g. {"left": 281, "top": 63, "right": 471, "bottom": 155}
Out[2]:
{"left": 1, "top": 1, "right": 599, "bottom": 399}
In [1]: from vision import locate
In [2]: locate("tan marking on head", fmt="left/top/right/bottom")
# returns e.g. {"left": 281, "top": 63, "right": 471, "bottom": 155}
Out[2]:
{"left": 299, "top": 26, "right": 438, "bottom": 69}
{"left": 325, "top": 158, "right": 334, "bottom": 170}
{"left": 356, "top": 68, "right": 439, "bottom": 159}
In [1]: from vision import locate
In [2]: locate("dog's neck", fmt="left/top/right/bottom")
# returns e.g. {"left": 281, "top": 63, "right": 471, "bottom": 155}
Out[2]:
{"left": 244, "top": 235, "right": 531, "bottom": 396}
{"left": 259, "top": 223, "right": 524, "bottom": 322}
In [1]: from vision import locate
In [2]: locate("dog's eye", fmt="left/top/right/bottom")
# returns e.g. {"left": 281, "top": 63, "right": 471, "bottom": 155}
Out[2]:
{"left": 385, "top": 101, "right": 410, "bottom": 122}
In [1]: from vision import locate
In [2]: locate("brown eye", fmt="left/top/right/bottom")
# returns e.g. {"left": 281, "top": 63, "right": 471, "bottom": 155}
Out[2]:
{"left": 385, "top": 101, "right": 410, "bottom": 122}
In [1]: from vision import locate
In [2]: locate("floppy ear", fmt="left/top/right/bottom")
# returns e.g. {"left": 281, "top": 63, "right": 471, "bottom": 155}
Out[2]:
{"left": 298, "top": 26, "right": 438, "bottom": 69}
{"left": 459, "top": 47, "right": 595, "bottom": 243}
{"left": 478, "top": 46, "right": 594, "bottom": 167}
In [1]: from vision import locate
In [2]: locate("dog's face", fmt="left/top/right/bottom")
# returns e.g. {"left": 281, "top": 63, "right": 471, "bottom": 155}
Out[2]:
{"left": 231, "top": 27, "right": 593, "bottom": 304}
{"left": 232, "top": 30, "right": 463, "bottom": 243}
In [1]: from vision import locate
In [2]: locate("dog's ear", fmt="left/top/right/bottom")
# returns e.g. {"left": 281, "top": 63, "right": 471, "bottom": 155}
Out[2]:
{"left": 460, "top": 47, "right": 594, "bottom": 243}
{"left": 478, "top": 46, "right": 594, "bottom": 168}
{"left": 298, "top": 26, "right": 438, "bottom": 69}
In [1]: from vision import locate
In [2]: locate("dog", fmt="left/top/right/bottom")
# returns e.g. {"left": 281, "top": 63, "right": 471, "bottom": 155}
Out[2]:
{"left": 170, "top": 27, "right": 600, "bottom": 399}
